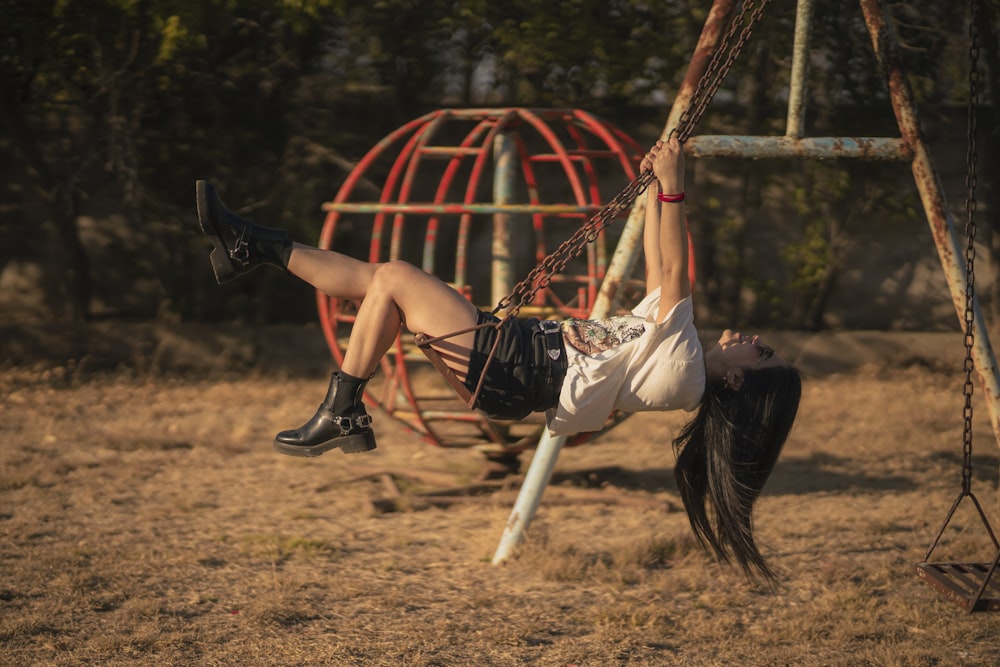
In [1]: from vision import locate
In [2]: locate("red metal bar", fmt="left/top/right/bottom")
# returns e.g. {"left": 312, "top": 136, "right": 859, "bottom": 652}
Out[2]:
{"left": 321, "top": 203, "right": 607, "bottom": 215}
{"left": 426, "top": 116, "right": 496, "bottom": 276}
{"left": 518, "top": 109, "right": 590, "bottom": 207}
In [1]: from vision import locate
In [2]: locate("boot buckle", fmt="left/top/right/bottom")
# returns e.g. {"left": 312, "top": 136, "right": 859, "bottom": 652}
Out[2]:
{"left": 229, "top": 227, "right": 252, "bottom": 267}
{"left": 333, "top": 414, "right": 372, "bottom": 435}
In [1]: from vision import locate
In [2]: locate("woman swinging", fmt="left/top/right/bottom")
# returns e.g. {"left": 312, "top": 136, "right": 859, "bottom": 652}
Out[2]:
{"left": 195, "top": 136, "right": 802, "bottom": 581}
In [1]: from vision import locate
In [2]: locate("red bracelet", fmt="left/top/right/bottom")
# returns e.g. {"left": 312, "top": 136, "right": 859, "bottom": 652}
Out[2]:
{"left": 657, "top": 191, "right": 685, "bottom": 203}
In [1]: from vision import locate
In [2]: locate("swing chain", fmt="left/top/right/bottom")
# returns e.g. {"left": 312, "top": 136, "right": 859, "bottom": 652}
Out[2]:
{"left": 961, "top": 0, "right": 980, "bottom": 495}
{"left": 675, "top": 0, "right": 772, "bottom": 143}
{"left": 493, "top": 172, "right": 656, "bottom": 318}
{"left": 492, "top": 0, "right": 770, "bottom": 319}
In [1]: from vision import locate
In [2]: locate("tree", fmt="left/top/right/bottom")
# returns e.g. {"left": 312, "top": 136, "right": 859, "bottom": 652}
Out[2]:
{"left": 0, "top": 0, "right": 340, "bottom": 323}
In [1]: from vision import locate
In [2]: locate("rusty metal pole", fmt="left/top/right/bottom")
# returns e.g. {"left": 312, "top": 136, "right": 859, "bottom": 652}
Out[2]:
{"left": 492, "top": 131, "right": 516, "bottom": 307}
{"left": 684, "top": 135, "right": 908, "bottom": 160}
{"left": 589, "top": 0, "right": 739, "bottom": 317}
{"left": 860, "top": 0, "right": 1000, "bottom": 446}
{"left": 492, "top": 0, "right": 738, "bottom": 566}
{"left": 786, "top": 0, "right": 813, "bottom": 138}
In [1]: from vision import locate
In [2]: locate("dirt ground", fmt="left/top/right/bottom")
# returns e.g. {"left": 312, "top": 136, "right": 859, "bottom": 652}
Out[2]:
{"left": 3, "top": 325, "right": 1000, "bottom": 666}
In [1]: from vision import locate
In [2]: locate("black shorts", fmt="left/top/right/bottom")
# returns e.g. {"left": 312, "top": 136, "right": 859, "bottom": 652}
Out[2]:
{"left": 463, "top": 311, "right": 568, "bottom": 421}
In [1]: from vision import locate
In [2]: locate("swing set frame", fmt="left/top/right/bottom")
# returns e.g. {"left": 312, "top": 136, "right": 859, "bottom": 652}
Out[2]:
{"left": 315, "top": 0, "right": 1000, "bottom": 599}
{"left": 485, "top": 0, "right": 1000, "bottom": 603}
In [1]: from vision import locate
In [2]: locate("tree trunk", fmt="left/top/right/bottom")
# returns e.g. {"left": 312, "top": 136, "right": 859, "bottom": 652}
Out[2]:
{"left": 51, "top": 186, "right": 91, "bottom": 323}
{"left": 0, "top": 95, "right": 91, "bottom": 322}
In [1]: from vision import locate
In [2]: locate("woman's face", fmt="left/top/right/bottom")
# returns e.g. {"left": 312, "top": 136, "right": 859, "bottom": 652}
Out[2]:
{"left": 713, "top": 329, "right": 785, "bottom": 370}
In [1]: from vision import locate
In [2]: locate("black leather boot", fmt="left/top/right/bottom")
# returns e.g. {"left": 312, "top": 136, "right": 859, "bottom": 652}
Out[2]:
{"left": 195, "top": 180, "right": 293, "bottom": 284}
{"left": 273, "top": 372, "right": 377, "bottom": 457}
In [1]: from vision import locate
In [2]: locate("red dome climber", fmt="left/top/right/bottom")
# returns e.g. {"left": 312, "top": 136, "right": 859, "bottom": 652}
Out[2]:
{"left": 317, "top": 107, "right": 646, "bottom": 453}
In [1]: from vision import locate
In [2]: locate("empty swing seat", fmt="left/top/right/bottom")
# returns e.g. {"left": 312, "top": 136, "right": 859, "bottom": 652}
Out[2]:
{"left": 916, "top": 559, "right": 1000, "bottom": 613}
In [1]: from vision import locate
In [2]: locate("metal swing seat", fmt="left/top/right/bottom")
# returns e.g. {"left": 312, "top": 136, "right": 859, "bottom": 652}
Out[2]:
{"left": 917, "top": 563, "right": 1000, "bottom": 613}
{"left": 914, "top": 0, "right": 1000, "bottom": 614}
{"left": 916, "top": 402, "right": 1000, "bottom": 613}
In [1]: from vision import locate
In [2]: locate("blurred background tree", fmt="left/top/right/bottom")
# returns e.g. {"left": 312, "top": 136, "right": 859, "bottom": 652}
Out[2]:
{"left": 0, "top": 0, "right": 991, "bottom": 341}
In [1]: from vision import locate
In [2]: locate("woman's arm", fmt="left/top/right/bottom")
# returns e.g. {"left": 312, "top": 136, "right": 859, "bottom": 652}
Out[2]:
{"left": 643, "top": 178, "right": 664, "bottom": 294}
{"left": 640, "top": 137, "right": 689, "bottom": 320}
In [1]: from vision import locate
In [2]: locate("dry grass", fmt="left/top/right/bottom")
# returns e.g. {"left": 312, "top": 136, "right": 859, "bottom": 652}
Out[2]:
{"left": 3, "top": 359, "right": 1000, "bottom": 666}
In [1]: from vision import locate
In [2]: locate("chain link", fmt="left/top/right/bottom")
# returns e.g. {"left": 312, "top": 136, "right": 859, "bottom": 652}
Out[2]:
{"left": 961, "top": 0, "right": 980, "bottom": 494}
{"left": 675, "top": 0, "right": 771, "bottom": 143}
{"left": 493, "top": 0, "right": 770, "bottom": 319}
{"left": 493, "top": 172, "right": 656, "bottom": 317}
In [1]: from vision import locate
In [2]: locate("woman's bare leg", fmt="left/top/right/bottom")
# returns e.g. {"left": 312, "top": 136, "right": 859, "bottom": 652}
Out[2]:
{"left": 195, "top": 181, "right": 482, "bottom": 456}
{"left": 286, "top": 243, "right": 378, "bottom": 300}
{"left": 339, "top": 260, "right": 479, "bottom": 378}
{"left": 273, "top": 259, "right": 479, "bottom": 457}
{"left": 285, "top": 247, "right": 478, "bottom": 377}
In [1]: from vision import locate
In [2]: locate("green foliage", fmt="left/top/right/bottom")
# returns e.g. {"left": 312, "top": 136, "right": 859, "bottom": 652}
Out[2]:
{"left": 776, "top": 162, "right": 919, "bottom": 329}
{"left": 0, "top": 0, "right": 990, "bottom": 328}
{"left": 486, "top": 1, "right": 699, "bottom": 109}
{"left": 779, "top": 168, "right": 850, "bottom": 330}
{"left": 783, "top": 217, "right": 833, "bottom": 294}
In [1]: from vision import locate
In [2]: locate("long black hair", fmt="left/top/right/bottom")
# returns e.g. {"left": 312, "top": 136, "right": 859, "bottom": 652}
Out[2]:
{"left": 673, "top": 365, "right": 802, "bottom": 584}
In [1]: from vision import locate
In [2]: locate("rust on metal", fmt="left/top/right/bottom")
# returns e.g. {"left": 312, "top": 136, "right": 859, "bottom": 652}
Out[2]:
{"left": 685, "top": 135, "right": 911, "bottom": 161}
{"left": 681, "top": 0, "right": 738, "bottom": 128}
{"left": 916, "top": 562, "right": 1000, "bottom": 613}
{"left": 590, "top": 0, "right": 735, "bottom": 318}
{"left": 860, "top": 0, "right": 1000, "bottom": 446}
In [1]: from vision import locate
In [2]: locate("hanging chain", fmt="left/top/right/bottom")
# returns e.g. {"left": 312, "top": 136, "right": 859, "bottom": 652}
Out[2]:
{"left": 675, "top": 0, "right": 771, "bottom": 143}
{"left": 961, "top": 0, "right": 980, "bottom": 495}
{"left": 492, "top": 172, "right": 656, "bottom": 317}
{"left": 493, "top": 0, "right": 770, "bottom": 319}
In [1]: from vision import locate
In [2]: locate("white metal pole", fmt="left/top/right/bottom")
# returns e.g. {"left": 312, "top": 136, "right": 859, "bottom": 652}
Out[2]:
{"left": 492, "top": 131, "right": 516, "bottom": 306}
{"left": 785, "top": 0, "right": 813, "bottom": 138}
{"left": 490, "top": 430, "right": 566, "bottom": 565}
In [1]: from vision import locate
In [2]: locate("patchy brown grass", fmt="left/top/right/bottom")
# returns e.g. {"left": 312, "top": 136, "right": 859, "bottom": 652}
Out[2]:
{"left": 2, "top": 355, "right": 1000, "bottom": 666}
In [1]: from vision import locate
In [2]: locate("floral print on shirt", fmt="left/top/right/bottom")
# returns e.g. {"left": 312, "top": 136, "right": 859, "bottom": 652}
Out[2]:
{"left": 560, "top": 315, "right": 647, "bottom": 356}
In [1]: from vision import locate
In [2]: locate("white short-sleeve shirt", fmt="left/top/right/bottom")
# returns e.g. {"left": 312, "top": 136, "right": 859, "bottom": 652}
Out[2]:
{"left": 546, "top": 290, "right": 705, "bottom": 436}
